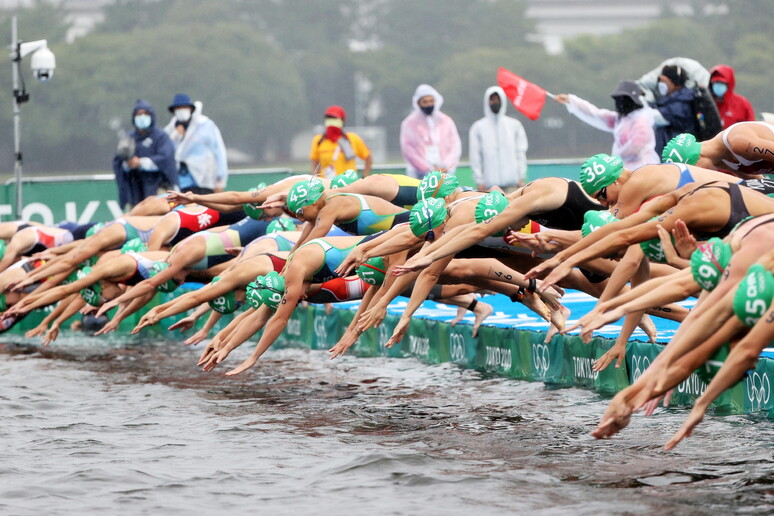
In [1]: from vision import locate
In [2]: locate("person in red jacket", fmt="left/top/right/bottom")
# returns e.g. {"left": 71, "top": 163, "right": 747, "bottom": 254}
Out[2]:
{"left": 709, "top": 64, "right": 755, "bottom": 129}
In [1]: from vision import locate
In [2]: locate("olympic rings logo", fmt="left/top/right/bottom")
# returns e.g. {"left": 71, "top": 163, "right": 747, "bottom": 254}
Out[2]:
{"left": 532, "top": 343, "right": 550, "bottom": 376}
{"left": 314, "top": 316, "right": 327, "bottom": 346}
{"left": 746, "top": 372, "right": 770, "bottom": 411}
{"left": 449, "top": 332, "right": 465, "bottom": 362}
{"left": 630, "top": 355, "right": 651, "bottom": 382}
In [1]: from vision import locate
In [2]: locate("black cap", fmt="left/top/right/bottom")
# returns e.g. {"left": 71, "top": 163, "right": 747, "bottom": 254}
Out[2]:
{"left": 610, "top": 80, "right": 644, "bottom": 107}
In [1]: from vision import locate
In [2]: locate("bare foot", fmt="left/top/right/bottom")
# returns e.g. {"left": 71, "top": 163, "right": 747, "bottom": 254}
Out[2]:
{"left": 471, "top": 302, "right": 493, "bottom": 337}
{"left": 449, "top": 306, "right": 466, "bottom": 327}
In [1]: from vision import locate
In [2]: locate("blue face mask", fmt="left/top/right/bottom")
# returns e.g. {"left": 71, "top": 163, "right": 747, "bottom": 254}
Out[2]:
{"left": 134, "top": 114, "right": 152, "bottom": 130}
{"left": 711, "top": 82, "right": 728, "bottom": 99}
{"left": 657, "top": 82, "right": 669, "bottom": 97}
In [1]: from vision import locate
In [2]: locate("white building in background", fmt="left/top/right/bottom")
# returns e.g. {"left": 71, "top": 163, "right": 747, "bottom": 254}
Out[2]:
{"left": 524, "top": 0, "right": 727, "bottom": 54}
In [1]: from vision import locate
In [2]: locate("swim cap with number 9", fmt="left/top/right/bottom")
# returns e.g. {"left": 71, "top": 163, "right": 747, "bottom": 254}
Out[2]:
{"left": 474, "top": 191, "right": 509, "bottom": 237}
{"left": 580, "top": 154, "right": 623, "bottom": 196}
{"left": 689, "top": 237, "right": 732, "bottom": 291}
{"left": 662, "top": 133, "right": 701, "bottom": 165}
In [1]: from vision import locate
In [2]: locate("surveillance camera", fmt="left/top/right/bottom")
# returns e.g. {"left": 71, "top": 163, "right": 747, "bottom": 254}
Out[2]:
{"left": 30, "top": 47, "right": 56, "bottom": 82}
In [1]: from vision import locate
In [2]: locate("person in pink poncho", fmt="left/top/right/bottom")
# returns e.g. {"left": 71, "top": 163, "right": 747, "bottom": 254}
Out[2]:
{"left": 400, "top": 84, "right": 462, "bottom": 179}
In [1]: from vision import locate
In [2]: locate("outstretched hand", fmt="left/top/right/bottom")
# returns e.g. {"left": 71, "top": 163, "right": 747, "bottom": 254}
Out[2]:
{"left": 392, "top": 256, "right": 432, "bottom": 276}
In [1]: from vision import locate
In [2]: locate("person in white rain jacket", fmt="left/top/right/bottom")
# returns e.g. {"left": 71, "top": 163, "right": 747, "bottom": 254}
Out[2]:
{"left": 469, "top": 86, "right": 528, "bottom": 193}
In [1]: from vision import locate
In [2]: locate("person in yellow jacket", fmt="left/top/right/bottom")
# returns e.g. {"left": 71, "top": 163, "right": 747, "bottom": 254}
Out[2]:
{"left": 309, "top": 105, "right": 372, "bottom": 178}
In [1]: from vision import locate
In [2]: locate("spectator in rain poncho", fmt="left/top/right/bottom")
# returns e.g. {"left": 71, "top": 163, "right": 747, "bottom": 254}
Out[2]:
{"left": 554, "top": 80, "right": 658, "bottom": 169}
{"left": 113, "top": 99, "right": 178, "bottom": 210}
{"left": 469, "top": 86, "right": 529, "bottom": 192}
{"left": 400, "top": 84, "right": 461, "bottom": 179}
{"left": 709, "top": 64, "right": 755, "bottom": 129}
{"left": 164, "top": 94, "right": 228, "bottom": 194}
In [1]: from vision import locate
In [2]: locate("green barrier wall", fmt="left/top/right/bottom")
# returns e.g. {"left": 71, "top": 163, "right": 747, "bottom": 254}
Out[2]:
{"left": 5, "top": 300, "right": 771, "bottom": 416}
{"left": 1, "top": 161, "right": 583, "bottom": 224}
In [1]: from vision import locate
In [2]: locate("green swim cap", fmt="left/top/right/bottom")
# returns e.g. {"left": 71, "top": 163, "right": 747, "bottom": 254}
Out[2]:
{"left": 121, "top": 238, "right": 147, "bottom": 254}
{"left": 207, "top": 276, "right": 237, "bottom": 314}
{"left": 356, "top": 256, "right": 387, "bottom": 286}
{"left": 417, "top": 170, "right": 460, "bottom": 200}
{"left": 286, "top": 180, "right": 325, "bottom": 215}
{"left": 580, "top": 153, "right": 623, "bottom": 196}
{"left": 474, "top": 191, "right": 509, "bottom": 237}
{"left": 0, "top": 240, "right": 6, "bottom": 260}
{"left": 695, "top": 342, "right": 730, "bottom": 385}
{"left": 733, "top": 263, "right": 774, "bottom": 327}
{"left": 690, "top": 238, "right": 732, "bottom": 291}
{"left": 330, "top": 169, "right": 359, "bottom": 189}
{"left": 662, "top": 133, "right": 701, "bottom": 165}
{"left": 245, "top": 281, "right": 264, "bottom": 309}
{"left": 266, "top": 218, "right": 296, "bottom": 234}
{"left": 147, "top": 261, "right": 179, "bottom": 293}
{"left": 258, "top": 271, "right": 285, "bottom": 309}
{"left": 86, "top": 222, "right": 105, "bottom": 238}
{"left": 243, "top": 182, "right": 268, "bottom": 220}
{"left": 581, "top": 210, "right": 618, "bottom": 238}
{"left": 0, "top": 292, "right": 6, "bottom": 312}
{"left": 77, "top": 266, "right": 102, "bottom": 307}
{"left": 408, "top": 198, "right": 447, "bottom": 238}
{"left": 638, "top": 217, "right": 670, "bottom": 263}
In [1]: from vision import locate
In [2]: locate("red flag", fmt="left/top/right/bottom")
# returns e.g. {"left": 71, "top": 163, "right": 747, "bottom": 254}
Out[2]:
{"left": 497, "top": 67, "right": 547, "bottom": 121}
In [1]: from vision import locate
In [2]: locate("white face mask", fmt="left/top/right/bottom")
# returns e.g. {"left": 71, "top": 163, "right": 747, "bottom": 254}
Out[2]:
{"left": 657, "top": 82, "right": 669, "bottom": 97}
{"left": 175, "top": 108, "right": 192, "bottom": 122}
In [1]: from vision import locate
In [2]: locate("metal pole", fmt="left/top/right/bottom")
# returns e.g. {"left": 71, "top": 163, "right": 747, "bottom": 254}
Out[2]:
{"left": 11, "top": 16, "right": 23, "bottom": 220}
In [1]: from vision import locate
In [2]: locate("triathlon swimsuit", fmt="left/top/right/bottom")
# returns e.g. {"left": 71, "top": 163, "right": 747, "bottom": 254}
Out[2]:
{"left": 176, "top": 217, "right": 272, "bottom": 270}
{"left": 168, "top": 207, "right": 248, "bottom": 246}
{"left": 297, "top": 235, "right": 371, "bottom": 283}
{"left": 118, "top": 252, "right": 158, "bottom": 286}
{"left": 530, "top": 180, "right": 605, "bottom": 231}
{"left": 399, "top": 283, "right": 444, "bottom": 300}
{"left": 329, "top": 193, "right": 410, "bottom": 235}
{"left": 23, "top": 227, "right": 74, "bottom": 256}
{"left": 738, "top": 178, "right": 774, "bottom": 196}
{"left": 721, "top": 122, "right": 774, "bottom": 174}
{"left": 107, "top": 217, "right": 155, "bottom": 245}
{"left": 384, "top": 174, "right": 422, "bottom": 210}
{"left": 681, "top": 182, "right": 752, "bottom": 241}
{"left": 674, "top": 163, "right": 696, "bottom": 188}
{"left": 306, "top": 277, "right": 370, "bottom": 303}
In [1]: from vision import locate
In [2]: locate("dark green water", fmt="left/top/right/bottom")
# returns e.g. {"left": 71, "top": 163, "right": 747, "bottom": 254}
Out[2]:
{"left": 1, "top": 338, "right": 772, "bottom": 515}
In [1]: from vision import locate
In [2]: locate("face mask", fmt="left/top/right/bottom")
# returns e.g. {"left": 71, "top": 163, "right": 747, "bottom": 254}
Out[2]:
{"left": 614, "top": 96, "right": 637, "bottom": 116}
{"left": 175, "top": 108, "right": 191, "bottom": 122}
{"left": 657, "top": 82, "right": 669, "bottom": 97}
{"left": 134, "top": 114, "right": 152, "bottom": 130}
{"left": 420, "top": 105, "right": 435, "bottom": 115}
{"left": 324, "top": 126, "right": 343, "bottom": 141}
{"left": 711, "top": 82, "right": 728, "bottom": 99}
{"left": 490, "top": 102, "right": 501, "bottom": 114}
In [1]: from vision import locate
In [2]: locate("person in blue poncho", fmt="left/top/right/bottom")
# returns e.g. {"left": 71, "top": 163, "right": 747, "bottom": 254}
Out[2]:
{"left": 112, "top": 99, "right": 178, "bottom": 210}
{"left": 164, "top": 93, "right": 228, "bottom": 195}
{"left": 652, "top": 65, "right": 698, "bottom": 156}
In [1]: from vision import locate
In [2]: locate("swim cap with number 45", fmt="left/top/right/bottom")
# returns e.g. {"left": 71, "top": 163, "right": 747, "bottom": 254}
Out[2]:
{"left": 580, "top": 154, "right": 623, "bottom": 196}
{"left": 286, "top": 180, "right": 325, "bottom": 215}
{"left": 662, "top": 133, "right": 701, "bottom": 165}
